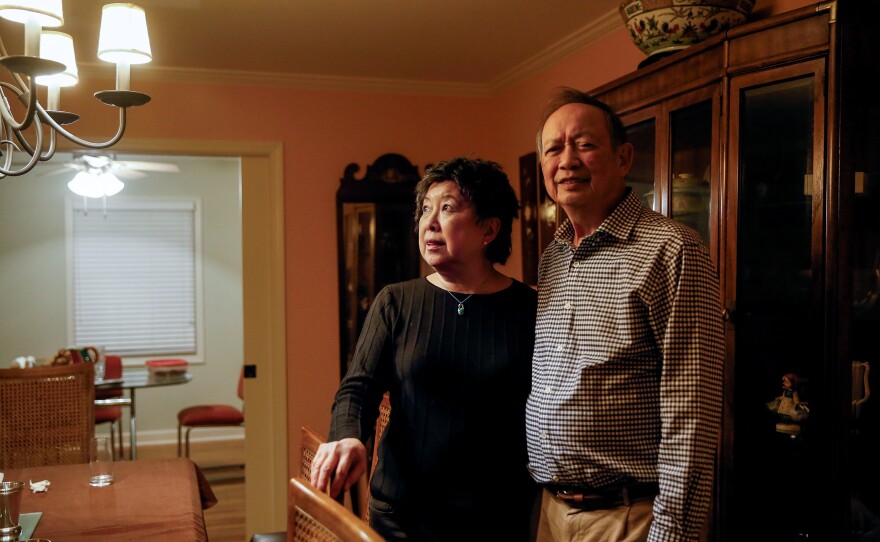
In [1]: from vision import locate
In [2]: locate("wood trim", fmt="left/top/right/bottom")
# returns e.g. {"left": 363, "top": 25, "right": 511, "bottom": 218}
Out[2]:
{"left": 58, "top": 137, "right": 289, "bottom": 537}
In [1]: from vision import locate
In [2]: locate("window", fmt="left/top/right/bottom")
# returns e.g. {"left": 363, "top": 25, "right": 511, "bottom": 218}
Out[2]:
{"left": 68, "top": 198, "right": 204, "bottom": 359}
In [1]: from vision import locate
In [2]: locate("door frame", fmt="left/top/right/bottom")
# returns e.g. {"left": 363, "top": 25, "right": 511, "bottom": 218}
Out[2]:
{"left": 61, "top": 137, "right": 288, "bottom": 535}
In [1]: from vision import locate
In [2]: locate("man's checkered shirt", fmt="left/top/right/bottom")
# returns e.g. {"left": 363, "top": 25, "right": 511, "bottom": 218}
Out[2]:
{"left": 526, "top": 189, "right": 724, "bottom": 542}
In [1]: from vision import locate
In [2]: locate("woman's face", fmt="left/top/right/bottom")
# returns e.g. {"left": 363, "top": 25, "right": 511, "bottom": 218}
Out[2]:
{"left": 418, "top": 180, "right": 488, "bottom": 272}
{"left": 782, "top": 376, "right": 792, "bottom": 389}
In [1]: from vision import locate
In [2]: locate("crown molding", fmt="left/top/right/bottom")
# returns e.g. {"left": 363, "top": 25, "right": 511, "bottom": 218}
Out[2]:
{"left": 488, "top": 9, "right": 622, "bottom": 93}
{"left": 78, "top": 8, "right": 621, "bottom": 98}
{"left": 78, "top": 61, "right": 492, "bottom": 97}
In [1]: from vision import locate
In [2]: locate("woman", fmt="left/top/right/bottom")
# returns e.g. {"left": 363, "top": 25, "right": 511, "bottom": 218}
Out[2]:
{"left": 311, "top": 157, "right": 538, "bottom": 541}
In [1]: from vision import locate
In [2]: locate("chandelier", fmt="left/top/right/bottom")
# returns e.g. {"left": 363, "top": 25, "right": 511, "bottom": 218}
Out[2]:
{"left": 0, "top": 1, "right": 151, "bottom": 179}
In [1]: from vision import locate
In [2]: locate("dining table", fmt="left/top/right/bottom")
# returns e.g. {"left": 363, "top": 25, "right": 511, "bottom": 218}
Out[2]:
{"left": 2, "top": 457, "right": 216, "bottom": 541}
{"left": 95, "top": 371, "right": 193, "bottom": 459}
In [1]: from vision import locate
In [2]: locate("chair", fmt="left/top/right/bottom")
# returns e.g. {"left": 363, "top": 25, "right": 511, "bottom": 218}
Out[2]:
{"left": 370, "top": 392, "right": 391, "bottom": 476}
{"left": 288, "top": 476, "right": 383, "bottom": 542}
{"left": 358, "top": 392, "right": 391, "bottom": 524}
{"left": 300, "top": 425, "right": 370, "bottom": 522}
{"left": 177, "top": 367, "right": 245, "bottom": 458}
{"left": 94, "top": 354, "right": 125, "bottom": 459}
{"left": 300, "top": 425, "right": 325, "bottom": 481}
{"left": 0, "top": 363, "right": 95, "bottom": 468}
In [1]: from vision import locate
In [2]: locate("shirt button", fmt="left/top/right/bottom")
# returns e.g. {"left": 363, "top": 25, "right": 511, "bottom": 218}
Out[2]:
{"left": 555, "top": 345, "right": 564, "bottom": 352}
{"left": 540, "top": 431, "right": 548, "bottom": 440}
{"left": 573, "top": 262, "right": 580, "bottom": 267}
{"left": 544, "top": 385, "right": 552, "bottom": 394}
{"left": 564, "top": 302, "right": 571, "bottom": 310}
{"left": 552, "top": 475, "right": 559, "bottom": 482}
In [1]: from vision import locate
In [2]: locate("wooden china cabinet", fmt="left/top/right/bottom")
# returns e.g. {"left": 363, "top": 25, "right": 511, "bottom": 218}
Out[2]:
{"left": 587, "top": 2, "right": 880, "bottom": 540}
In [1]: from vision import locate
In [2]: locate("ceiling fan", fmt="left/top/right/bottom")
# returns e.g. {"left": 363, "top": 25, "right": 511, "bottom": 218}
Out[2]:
{"left": 50, "top": 151, "right": 181, "bottom": 182}
{"left": 35, "top": 151, "right": 180, "bottom": 198}
{"left": 33, "top": 151, "right": 181, "bottom": 215}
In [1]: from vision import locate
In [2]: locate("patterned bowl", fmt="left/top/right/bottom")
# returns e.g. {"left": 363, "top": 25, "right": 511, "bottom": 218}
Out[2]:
{"left": 620, "top": 0, "right": 755, "bottom": 60}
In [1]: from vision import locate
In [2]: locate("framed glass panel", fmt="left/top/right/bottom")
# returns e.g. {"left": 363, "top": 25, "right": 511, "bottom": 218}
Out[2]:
{"left": 626, "top": 119, "right": 656, "bottom": 210}
{"left": 670, "top": 101, "right": 712, "bottom": 245}
{"left": 730, "top": 71, "right": 823, "bottom": 541}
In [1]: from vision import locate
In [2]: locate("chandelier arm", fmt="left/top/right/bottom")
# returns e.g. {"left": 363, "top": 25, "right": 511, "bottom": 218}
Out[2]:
{"left": 36, "top": 105, "right": 127, "bottom": 150}
{"left": 0, "top": 118, "right": 44, "bottom": 178}
{"left": 14, "top": 122, "right": 59, "bottom": 162}
{"left": 11, "top": 124, "right": 34, "bottom": 155}
{"left": 39, "top": 127, "right": 58, "bottom": 162}
{"left": 0, "top": 76, "right": 39, "bottom": 132}
{"left": 0, "top": 125, "right": 14, "bottom": 179}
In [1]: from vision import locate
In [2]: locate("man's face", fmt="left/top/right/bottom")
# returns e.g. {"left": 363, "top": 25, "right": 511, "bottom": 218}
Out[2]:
{"left": 540, "top": 103, "right": 632, "bottom": 217}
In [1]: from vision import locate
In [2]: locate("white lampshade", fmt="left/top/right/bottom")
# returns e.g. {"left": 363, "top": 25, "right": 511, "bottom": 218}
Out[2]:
{"left": 99, "top": 172, "right": 125, "bottom": 196}
{"left": 68, "top": 171, "right": 124, "bottom": 198}
{"left": 97, "top": 3, "right": 152, "bottom": 65}
{"left": 35, "top": 31, "right": 78, "bottom": 87}
{"left": 0, "top": 0, "right": 63, "bottom": 27}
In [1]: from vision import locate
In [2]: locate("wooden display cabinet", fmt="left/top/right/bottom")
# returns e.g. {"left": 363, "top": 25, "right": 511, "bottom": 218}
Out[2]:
{"left": 587, "top": 2, "right": 880, "bottom": 539}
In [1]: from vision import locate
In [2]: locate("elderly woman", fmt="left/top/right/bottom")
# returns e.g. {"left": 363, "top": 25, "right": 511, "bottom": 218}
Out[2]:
{"left": 312, "top": 156, "right": 538, "bottom": 541}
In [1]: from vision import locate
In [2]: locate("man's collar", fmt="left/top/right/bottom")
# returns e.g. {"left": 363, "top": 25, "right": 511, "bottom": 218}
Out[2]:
{"left": 553, "top": 187, "right": 641, "bottom": 246}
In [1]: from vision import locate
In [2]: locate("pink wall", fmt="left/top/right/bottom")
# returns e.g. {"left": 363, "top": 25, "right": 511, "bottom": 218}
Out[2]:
{"left": 52, "top": 0, "right": 812, "bottom": 476}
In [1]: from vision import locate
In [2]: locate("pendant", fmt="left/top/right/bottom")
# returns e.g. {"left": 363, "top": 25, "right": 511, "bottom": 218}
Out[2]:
{"left": 457, "top": 303, "right": 465, "bottom": 316}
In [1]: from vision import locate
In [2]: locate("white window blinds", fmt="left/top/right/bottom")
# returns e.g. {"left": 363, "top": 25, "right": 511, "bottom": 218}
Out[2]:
{"left": 70, "top": 199, "right": 202, "bottom": 357}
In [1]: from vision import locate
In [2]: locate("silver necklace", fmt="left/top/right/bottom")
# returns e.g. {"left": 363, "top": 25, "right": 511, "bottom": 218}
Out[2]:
{"left": 447, "top": 291, "right": 474, "bottom": 316}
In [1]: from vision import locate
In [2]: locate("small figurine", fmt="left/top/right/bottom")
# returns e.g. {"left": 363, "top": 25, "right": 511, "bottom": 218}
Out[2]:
{"left": 767, "top": 372, "right": 810, "bottom": 436}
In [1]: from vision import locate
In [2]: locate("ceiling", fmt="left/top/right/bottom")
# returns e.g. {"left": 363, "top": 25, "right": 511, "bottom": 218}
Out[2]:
{"left": 0, "top": 0, "right": 625, "bottom": 94}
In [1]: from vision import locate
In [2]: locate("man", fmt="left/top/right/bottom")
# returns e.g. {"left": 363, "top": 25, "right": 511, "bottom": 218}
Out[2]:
{"left": 525, "top": 87, "right": 724, "bottom": 542}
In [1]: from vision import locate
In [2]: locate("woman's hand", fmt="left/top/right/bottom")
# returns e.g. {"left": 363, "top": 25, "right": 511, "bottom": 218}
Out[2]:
{"left": 310, "top": 437, "right": 367, "bottom": 498}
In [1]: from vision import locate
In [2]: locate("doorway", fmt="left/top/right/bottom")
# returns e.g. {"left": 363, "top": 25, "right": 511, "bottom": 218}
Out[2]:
{"left": 64, "top": 138, "right": 288, "bottom": 536}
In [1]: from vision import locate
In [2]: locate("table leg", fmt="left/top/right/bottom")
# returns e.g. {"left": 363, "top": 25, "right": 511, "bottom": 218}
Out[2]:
{"left": 129, "top": 387, "right": 137, "bottom": 460}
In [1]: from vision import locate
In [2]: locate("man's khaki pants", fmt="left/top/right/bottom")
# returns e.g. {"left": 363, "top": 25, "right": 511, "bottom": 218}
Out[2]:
{"left": 536, "top": 488, "right": 654, "bottom": 542}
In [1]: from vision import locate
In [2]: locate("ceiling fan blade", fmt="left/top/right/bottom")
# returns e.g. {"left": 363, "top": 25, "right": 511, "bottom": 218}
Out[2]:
{"left": 34, "top": 166, "right": 78, "bottom": 179}
{"left": 116, "top": 161, "right": 180, "bottom": 173}
{"left": 116, "top": 169, "right": 147, "bottom": 180}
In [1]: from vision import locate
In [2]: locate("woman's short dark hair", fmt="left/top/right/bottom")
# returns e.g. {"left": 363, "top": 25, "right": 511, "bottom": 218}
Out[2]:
{"left": 414, "top": 157, "right": 519, "bottom": 265}
{"left": 535, "top": 86, "right": 628, "bottom": 155}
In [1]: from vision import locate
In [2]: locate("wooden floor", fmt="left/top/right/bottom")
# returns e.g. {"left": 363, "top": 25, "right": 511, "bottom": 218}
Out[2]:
{"left": 203, "top": 467, "right": 246, "bottom": 542}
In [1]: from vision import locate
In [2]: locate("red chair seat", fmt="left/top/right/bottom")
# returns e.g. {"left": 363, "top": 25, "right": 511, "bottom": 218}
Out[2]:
{"left": 176, "top": 366, "right": 245, "bottom": 458}
{"left": 178, "top": 405, "right": 244, "bottom": 427}
{"left": 95, "top": 406, "right": 122, "bottom": 423}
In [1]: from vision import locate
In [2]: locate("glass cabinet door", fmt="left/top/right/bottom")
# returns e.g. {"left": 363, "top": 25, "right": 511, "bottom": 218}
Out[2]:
{"left": 848, "top": 30, "right": 880, "bottom": 542}
{"left": 625, "top": 113, "right": 657, "bottom": 209}
{"left": 622, "top": 88, "right": 719, "bottom": 263}
{"left": 724, "top": 59, "right": 826, "bottom": 541}
{"left": 670, "top": 100, "right": 713, "bottom": 246}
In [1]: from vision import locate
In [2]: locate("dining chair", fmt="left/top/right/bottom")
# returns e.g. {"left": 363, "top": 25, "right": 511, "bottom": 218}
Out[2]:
{"left": 177, "top": 366, "right": 245, "bottom": 458}
{"left": 300, "top": 425, "right": 370, "bottom": 522}
{"left": 299, "top": 425, "right": 325, "bottom": 481}
{"left": 369, "top": 392, "right": 391, "bottom": 475}
{"left": 288, "top": 476, "right": 383, "bottom": 542}
{"left": 357, "top": 392, "right": 392, "bottom": 524}
{"left": 94, "top": 354, "right": 125, "bottom": 459}
{"left": 0, "top": 363, "right": 95, "bottom": 468}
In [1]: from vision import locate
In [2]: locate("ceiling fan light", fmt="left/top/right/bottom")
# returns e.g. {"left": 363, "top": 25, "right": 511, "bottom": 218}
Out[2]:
{"left": 0, "top": 0, "right": 63, "bottom": 27}
{"left": 35, "top": 31, "right": 78, "bottom": 87}
{"left": 68, "top": 171, "right": 105, "bottom": 198}
{"left": 99, "top": 171, "right": 124, "bottom": 196}
{"left": 98, "top": 3, "right": 152, "bottom": 65}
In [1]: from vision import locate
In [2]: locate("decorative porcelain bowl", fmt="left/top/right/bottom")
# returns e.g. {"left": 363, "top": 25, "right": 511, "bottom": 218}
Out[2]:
{"left": 620, "top": 0, "right": 755, "bottom": 60}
